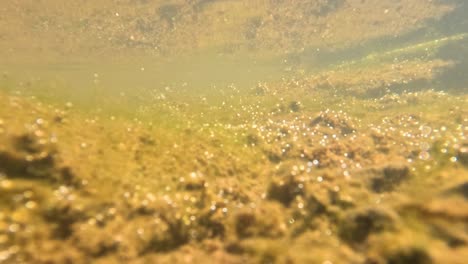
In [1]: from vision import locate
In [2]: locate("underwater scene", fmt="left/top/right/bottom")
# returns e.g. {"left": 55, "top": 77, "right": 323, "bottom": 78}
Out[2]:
{"left": 0, "top": 0, "right": 467, "bottom": 263}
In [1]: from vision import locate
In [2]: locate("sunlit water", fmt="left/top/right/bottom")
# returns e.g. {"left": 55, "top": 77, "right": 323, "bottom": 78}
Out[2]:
{"left": 0, "top": 1, "right": 467, "bottom": 263}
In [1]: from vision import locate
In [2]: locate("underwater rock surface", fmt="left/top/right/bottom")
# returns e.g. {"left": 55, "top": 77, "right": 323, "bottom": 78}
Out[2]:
{"left": 0, "top": 84, "right": 466, "bottom": 263}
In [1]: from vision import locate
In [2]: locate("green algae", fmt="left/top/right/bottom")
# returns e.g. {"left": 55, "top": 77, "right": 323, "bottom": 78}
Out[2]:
{"left": 336, "top": 33, "right": 468, "bottom": 69}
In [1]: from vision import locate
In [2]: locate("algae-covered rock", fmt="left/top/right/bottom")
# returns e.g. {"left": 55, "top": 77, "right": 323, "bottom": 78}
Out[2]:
{"left": 232, "top": 202, "right": 286, "bottom": 239}
{"left": 43, "top": 192, "right": 89, "bottom": 239}
{"left": 365, "top": 164, "right": 410, "bottom": 193}
{"left": 428, "top": 220, "right": 467, "bottom": 248}
{"left": 386, "top": 247, "right": 433, "bottom": 264}
{"left": 229, "top": 238, "right": 289, "bottom": 264}
{"left": 310, "top": 110, "right": 356, "bottom": 135}
{"left": 339, "top": 207, "right": 398, "bottom": 244}
{"left": 179, "top": 172, "right": 206, "bottom": 191}
{"left": 246, "top": 133, "right": 260, "bottom": 147}
{"left": 267, "top": 176, "right": 305, "bottom": 207}
{"left": 444, "top": 182, "right": 468, "bottom": 200}
{"left": 0, "top": 132, "right": 79, "bottom": 186}
{"left": 288, "top": 101, "right": 302, "bottom": 113}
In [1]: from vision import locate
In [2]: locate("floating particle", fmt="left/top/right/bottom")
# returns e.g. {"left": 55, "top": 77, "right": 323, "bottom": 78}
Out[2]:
{"left": 108, "top": 208, "right": 117, "bottom": 215}
{"left": 420, "top": 125, "right": 432, "bottom": 137}
{"left": 0, "top": 250, "right": 10, "bottom": 262}
{"left": 8, "top": 224, "right": 19, "bottom": 233}
{"left": 419, "top": 151, "right": 430, "bottom": 160}
{"left": 36, "top": 118, "right": 44, "bottom": 125}
{"left": 23, "top": 191, "right": 33, "bottom": 199}
{"left": 137, "top": 228, "right": 144, "bottom": 235}
{"left": 25, "top": 201, "right": 37, "bottom": 209}
{"left": 420, "top": 142, "right": 431, "bottom": 151}
{"left": 0, "top": 180, "right": 13, "bottom": 190}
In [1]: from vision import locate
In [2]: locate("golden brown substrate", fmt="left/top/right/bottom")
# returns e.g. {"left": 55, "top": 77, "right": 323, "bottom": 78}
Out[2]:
{"left": 0, "top": 84, "right": 467, "bottom": 263}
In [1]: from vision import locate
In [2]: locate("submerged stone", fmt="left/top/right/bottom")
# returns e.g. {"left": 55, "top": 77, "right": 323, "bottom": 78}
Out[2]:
{"left": 288, "top": 101, "right": 301, "bottom": 112}
{"left": 267, "top": 176, "right": 305, "bottom": 207}
{"left": 339, "top": 207, "right": 397, "bottom": 244}
{"left": 233, "top": 203, "right": 285, "bottom": 239}
{"left": 0, "top": 133, "right": 79, "bottom": 186}
{"left": 386, "top": 247, "right": 432, "bottom": 264}
{"left": 443, "top": 182, "right": 468, "bottom": 199}
{"left": 310, "top": 111, "right": 356, "bottom": 135}
{"left": 365, "top": 164, "right": 410, "bottom": 193}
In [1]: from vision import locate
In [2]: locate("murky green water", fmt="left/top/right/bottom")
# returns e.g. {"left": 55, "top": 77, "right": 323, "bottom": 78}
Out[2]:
{"left": 1, "top": 1, "right": 467, "bottom": 263}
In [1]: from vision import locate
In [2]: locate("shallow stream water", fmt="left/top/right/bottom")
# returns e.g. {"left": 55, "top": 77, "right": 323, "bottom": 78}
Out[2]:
{"left": 0, "top": 1, "right": 467, "bottom": 263}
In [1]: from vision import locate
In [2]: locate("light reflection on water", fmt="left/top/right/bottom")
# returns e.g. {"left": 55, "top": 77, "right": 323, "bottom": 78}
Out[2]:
{"left": 0, "top": 1, "right": 467, "bottom": 263}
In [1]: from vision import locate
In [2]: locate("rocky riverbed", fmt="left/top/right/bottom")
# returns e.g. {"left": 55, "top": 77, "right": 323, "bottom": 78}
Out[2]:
{"left": 1, "top": 78, "right": 467, "bottom": 263}
{"left": 1, "top": 0, "right": 467, "bottom": 263}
